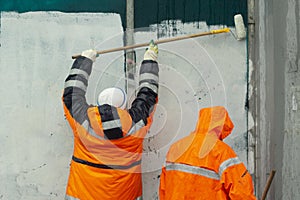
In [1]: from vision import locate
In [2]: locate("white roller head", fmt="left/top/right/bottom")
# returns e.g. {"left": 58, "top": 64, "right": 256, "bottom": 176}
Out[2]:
{"left": 234, "top": 14, "right": 246, "bottom": 40}
{"left": 97, "top": 87, "right": 127, "bottom": 109}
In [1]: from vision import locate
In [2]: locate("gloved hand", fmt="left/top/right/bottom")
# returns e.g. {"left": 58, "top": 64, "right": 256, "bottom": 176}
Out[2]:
{"left": 143, "top": 40, "right": 158, "bottom": 61}
{"left": 81, "top": 49, "right": 98, "bottom": 62}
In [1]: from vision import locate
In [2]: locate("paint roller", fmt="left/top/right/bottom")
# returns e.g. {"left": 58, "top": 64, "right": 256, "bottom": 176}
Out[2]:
{"left": 233, "top": 14, "right": 247, "bottom": 40}
{"left": 71, "top": 14, "right": 246, "bottom": 59}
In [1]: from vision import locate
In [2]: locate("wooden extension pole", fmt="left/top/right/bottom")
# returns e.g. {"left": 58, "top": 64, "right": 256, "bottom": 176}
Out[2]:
{"left": 261, "top": 170, "right": 276, "bottom": 200}
{"left": 71, "top": 28, "right": 230, "bottom": 59}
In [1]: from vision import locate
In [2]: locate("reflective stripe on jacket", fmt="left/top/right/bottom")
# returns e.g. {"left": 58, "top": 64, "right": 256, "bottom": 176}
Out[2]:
{"left": 159, "top": 106, "right": 257, "bottom": 200}
{"left": 63, "top": 57, "right": 158, "bottom": 200}
{"left": 65, "top": 194, "right": 143, "bottom": 200}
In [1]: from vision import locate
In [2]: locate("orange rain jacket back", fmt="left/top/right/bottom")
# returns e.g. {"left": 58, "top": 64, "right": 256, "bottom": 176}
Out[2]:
{"left": 62, "top": 56, "right": 159, "bottom": 200}
{"left": 159, "top": 106, "right": 257, "bottom": 200}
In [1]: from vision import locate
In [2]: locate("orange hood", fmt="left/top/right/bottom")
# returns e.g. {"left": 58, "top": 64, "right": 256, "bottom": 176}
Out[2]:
{"left": 195, "top": 106, "right": 234, "bottom": 140}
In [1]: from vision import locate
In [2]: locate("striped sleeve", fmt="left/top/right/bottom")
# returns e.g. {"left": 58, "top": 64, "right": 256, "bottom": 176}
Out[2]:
{"left": 219, "top": 153, "right": 257, "bottom": 200}
{"left": 138, "top": 60, "right": 159, "bottom": 94}
{"left": 129, "top": 60, "right": 159, "bottom": 125}
{"left": 62, "top": 56, "right": 93, "bottom": 124}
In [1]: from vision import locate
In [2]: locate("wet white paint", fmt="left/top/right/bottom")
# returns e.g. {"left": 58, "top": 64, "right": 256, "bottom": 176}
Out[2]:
{"left": 0, "top": 12, "right": 248, "bottom": 199}
{"left": 134, "top": 21, "right": 248, "bottom": 198}
{"left": 0, "top": 11, "right": 124, "bottom": 200}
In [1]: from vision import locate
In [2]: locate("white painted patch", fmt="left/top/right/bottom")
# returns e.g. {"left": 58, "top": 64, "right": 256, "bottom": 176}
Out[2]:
{"left": 0, "top": 13, "right": 248, "bottom": 200}
{"left": 134, "top": 20, "right": 248, "bottom": 198}
{"left": 0, "top": 11, "right": 123, "bottom": 200}
{"left": 292, "top": 93, "right": 298, "bottom": 111}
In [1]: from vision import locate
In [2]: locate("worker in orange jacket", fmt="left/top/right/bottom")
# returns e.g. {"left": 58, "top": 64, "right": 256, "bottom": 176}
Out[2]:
{"left": 159, "top": 106, "right": 257, "bottom": 200}
{"left": 62, "top": 41, "right": 159, "bottom": 200}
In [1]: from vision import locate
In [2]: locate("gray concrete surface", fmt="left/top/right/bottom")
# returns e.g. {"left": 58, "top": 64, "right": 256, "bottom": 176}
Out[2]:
{"left": 0, "top": 12, "right": 249, "bottom": 199}
{"left": 254, "top": 0, "right": 300, "bottom": 199}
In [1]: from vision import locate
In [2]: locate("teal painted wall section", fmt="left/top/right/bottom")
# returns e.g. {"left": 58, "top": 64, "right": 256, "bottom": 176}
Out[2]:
{"left": 0, "top": 0, "right": 247, "bottom": 28}
{"left": 0, "top": 0, "right": 125, "bottom": 13}
{"left": 135, "top": 0, "right": 247, "bottom": 27}
{"left": 0, "top": 0, "right": 126, "bottom": 27}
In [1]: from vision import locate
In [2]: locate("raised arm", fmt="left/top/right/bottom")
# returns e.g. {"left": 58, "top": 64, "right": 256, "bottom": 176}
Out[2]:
{"left": 129, "top": 41, "right": 159, "bottom": 127}
{"left": 62, "top": 50, "right": 97, "bottom": 124}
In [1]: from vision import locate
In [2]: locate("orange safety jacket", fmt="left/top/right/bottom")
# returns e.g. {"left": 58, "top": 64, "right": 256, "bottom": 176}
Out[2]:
{"left": 159, "top": 106, "right": 257, "bottom": 200}
{"left": 62, "top": 56, "right": 159, "bottom": 200}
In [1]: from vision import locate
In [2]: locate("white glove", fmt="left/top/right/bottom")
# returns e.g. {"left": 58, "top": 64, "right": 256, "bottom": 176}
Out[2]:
{"left": 81, "top": 49, "right": 98, "bottom": 62}
{"left": 143, "top": 40, "right": 158, "bottom": 61}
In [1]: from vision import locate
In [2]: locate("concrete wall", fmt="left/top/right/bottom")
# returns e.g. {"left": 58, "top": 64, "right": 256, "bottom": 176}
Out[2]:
{"left": 255, "top": 0, "right": 300, "bottom": 199}
{"left": 0, "top": 12, "right": 249, "bottom": 199}
{"left": 134, "top": 22, "right": 250, "bottom": 198}
{"left": 0, "top": 12, "right": 124, "bottom": 199}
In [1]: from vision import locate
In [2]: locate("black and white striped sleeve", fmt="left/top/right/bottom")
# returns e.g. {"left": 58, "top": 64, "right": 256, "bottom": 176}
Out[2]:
{"left": 129, "top": 60, "right": 159, "bottom": 125}
{"left": 63, "top": 56, "right": 93, "bottom": 124}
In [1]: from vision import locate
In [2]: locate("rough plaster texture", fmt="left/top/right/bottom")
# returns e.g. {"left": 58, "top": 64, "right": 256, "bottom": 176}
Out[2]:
{"left": 282, "top": 0, "right": 300, "bottom": 199}
{"left": 0, "top": 12, "right": 249, "bottom": 199}
{"left": 255, "top": 0, "right": 273, "bottom": 198}
{"left": 134, "top": 22, "right": 249, "bottom": 198}
{"left": 0, "top": 12, "right": 124, "bottom": 200}
{"left": 256, "top": 0, "right": 300, "bottom": 199}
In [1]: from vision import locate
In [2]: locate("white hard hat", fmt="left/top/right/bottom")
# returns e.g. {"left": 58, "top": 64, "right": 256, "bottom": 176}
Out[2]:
{"left": 97, "top": 87, "right": 127, "bottom": 109}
